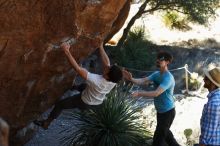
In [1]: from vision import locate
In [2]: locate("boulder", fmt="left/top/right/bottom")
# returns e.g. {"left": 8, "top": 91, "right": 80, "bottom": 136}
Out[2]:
{"left": 0, "top": 0, "right": 130, "bottom": 143}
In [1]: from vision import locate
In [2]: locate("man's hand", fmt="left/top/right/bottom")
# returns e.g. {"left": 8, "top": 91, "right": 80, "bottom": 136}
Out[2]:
{"left": 61, "top": 42, "right": 70, "bottom": 53}
{"left": 98, "top": 41, "right": 110, "bottom": 69}
{"left": 131, "top": 91, "right": 139, "bottom": 97}
{"left": 122, "top": 69, "right": 133, "bottom": 81}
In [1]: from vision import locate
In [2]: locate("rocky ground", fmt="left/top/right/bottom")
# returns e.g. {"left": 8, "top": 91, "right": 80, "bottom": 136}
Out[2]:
{"left": 24, "top": 89, "right": 208, "bottom": 146}
{"left": 24, "top": 90, "right": 80, "bottom": 146}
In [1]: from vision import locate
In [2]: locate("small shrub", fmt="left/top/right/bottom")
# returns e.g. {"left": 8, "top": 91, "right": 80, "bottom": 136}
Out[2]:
{"left": 163, "top": 11, "right": 191, "bottom": 31}
{"left": 60, "top": 83, "right": 152, "bottom": 146}
{"left": 184, "top": 128, "right": 196, "bottom": 146}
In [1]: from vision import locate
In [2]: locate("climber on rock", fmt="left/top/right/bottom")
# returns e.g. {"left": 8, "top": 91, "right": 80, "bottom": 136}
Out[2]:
{"left": 34, "top": 41, "right": 123, "bottom": 129}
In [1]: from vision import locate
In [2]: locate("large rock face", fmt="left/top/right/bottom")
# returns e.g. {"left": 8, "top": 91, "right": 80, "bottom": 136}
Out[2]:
{"left": 0, "top": 0, "right": 130, "bottom": 139}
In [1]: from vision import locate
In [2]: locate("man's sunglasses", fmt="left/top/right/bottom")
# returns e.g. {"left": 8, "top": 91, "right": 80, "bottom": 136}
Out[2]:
{"left": 157, "top": 57, "right": 166, "bottom": 61}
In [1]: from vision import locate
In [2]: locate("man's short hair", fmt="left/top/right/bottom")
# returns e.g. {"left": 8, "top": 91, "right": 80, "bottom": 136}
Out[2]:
{"left": 157, "top": 51, "right": 173, "bottom": 63}
{"left": 108, "top": 65, "right": 122, "bottom": 83}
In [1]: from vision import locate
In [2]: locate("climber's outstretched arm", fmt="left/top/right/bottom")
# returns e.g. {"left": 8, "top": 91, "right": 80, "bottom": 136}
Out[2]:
{"left": 98, "top": 42, "right": 110, "bottom": 73}
{"left": 61, "top": 42, "right": 88, "bottom": 80}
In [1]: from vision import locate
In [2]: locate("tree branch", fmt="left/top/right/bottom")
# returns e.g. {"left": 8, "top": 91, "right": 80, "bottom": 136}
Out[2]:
{"left": 117, "top": 0, "right": 156, "bottom": 48}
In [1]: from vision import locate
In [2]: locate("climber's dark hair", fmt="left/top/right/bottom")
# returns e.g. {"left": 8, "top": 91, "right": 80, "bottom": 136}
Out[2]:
{"left": 107, "top": 65, "right": 122, "bottom": 83}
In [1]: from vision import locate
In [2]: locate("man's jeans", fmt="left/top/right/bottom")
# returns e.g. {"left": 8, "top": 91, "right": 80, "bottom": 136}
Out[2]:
{"left": 153, "top": 108, "right": 180, "bottom": 146}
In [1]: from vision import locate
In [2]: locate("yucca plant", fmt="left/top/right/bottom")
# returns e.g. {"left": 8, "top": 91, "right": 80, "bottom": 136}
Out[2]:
{"left": 60, "top": 83, "right": 152, "bottom": 146}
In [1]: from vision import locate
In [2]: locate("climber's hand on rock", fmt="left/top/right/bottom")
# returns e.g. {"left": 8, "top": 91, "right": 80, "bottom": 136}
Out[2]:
{"left": 61, "top": 42, "right": 70, "bottom": 53}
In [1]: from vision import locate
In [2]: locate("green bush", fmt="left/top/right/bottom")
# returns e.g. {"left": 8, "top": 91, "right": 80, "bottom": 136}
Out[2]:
{"left": 112, "top": 26, "right": 155, "bottom": 71}
{"left": 163, "top": 11, "right": 191, "bottom": 31}
{"left": 184, "top": 128, "right": 196, "bottom": 146}
{"left": 60, "top": 83, "right": 152, "bottom": 146}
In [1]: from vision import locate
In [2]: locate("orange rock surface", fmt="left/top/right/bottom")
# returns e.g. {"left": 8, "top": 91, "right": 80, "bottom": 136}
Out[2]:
{"left": 0, "top": 0, "right": 130, "bottom": 139}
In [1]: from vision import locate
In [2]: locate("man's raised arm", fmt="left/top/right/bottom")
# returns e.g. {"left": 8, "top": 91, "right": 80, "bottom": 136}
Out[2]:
{"left": 123, "top": 70, "right": 150, "bottom": 85}
{"left": 99, "top": 42, "right": 110, "bottom": 72}
{"left": 61, "top": 43, "right": 88, "bottom": 80}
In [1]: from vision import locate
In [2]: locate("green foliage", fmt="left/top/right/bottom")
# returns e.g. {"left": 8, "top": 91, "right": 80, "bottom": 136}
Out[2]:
{"left": 184, "top": 129, "right": 192, "bottom": 138}
{"left": 113, "top": 26, "right": 156, "bottom": 71}
{"left": 163, "top": 11, "right": 191, "bottom": 31}
{"left": 148, "top": 0, "right": 219, "bottom": 25}
{"left": 117, "top": 0, "right": 219, "bottom": 48}
{"left": 180, "top": 0, "right": 219, "bottom": 24}
{"left": 184, "top": 128, "right": 196, "bottom": 146}
{"left": 60, "top": 83, "right": 152, "bottom": 146}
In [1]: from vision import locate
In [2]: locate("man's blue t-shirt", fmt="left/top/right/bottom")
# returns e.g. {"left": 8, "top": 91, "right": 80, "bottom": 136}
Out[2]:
{"left": 148, "top": 71, "right": 175, "bottom": 113}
